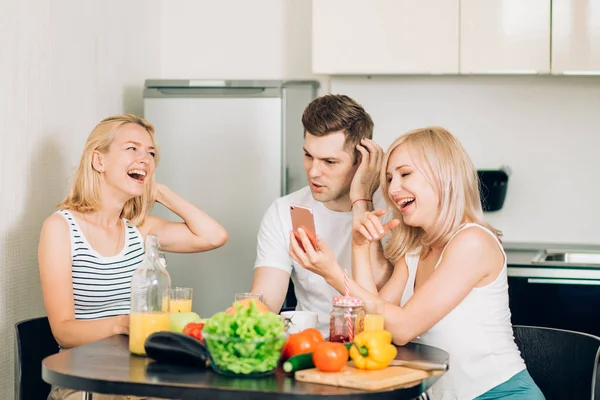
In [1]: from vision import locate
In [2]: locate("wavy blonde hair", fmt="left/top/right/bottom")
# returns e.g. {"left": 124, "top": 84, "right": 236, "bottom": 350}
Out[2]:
{"left": 57, "top": 114, "right": 159, "bottom": 226}
{"left": 381, "top": 126, "right": 500, "bottom": 263}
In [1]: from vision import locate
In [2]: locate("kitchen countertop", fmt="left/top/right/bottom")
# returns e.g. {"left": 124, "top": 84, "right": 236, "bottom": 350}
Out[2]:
{"left": 504, "top": 249, "right": 540, "bottom": 267}
{"left": 502, "top": 242, "right": 600, "bottom": 278}
{"left": 503, "top": 241, "right": 600, "bottom": 252}
{"left": 503, "top": 242, "right": 600, "bottom": 266}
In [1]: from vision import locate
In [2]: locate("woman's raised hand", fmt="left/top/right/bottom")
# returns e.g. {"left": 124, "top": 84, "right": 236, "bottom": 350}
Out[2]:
{"left": 352, "top": 209, "right": 400, "bottom": 247}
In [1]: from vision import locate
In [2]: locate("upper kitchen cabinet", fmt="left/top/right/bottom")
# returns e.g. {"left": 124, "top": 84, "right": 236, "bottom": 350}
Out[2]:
{"left": 552, "top": 0, "right": 600, "bottom": 74}
{"left": 312, "top": 0, "right": 459, "bottom": 74}
{"left": 460, "top": 0, "right": 551, "bottom": 73}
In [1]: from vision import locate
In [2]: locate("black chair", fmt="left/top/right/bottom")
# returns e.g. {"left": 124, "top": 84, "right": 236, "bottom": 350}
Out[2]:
{"left": 513, "top": 325, "right": 600, "bottom": 400}
{"left": 281, "top": 277, "right": 298, "bottom": 312}
{"left": 15, "top": 316, "right": 59, "bottom": 400}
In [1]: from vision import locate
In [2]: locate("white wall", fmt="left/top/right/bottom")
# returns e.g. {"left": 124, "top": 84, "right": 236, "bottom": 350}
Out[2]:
{"left": 0, "top": 0, "right": 162, "bottom": 396}
{"left": 0, "top": 1, "right": 320, "bottom": 395}
{"left": 332, "top": 76, "right": 600, "bottom": 245}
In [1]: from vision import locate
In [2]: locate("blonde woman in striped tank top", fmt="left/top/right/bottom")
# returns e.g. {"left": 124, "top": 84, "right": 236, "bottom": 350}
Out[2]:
{"left": 39, "top": 114, "right": 228, "bottom": 400}
{"left": 290, "top": 127, "right": 544, "bottom": 399}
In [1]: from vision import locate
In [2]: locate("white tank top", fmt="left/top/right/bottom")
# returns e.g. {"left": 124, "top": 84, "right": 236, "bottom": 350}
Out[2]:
{"left": 402, "top": 223, "right": 525, "bottom": 400}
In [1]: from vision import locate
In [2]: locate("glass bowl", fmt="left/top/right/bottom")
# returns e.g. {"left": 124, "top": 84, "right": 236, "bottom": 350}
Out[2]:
{"left": 202, "top": 331, "right": 287, "bottom": 377}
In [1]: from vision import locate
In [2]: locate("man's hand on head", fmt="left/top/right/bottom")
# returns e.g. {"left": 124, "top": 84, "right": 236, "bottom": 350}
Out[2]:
{"left": 349, "top": 138, "right": 384, "bottom": 202}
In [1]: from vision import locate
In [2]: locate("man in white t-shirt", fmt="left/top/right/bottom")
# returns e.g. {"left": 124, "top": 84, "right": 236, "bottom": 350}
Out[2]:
{"left": 250, "top": 94, "right": 391, "bottom": 335}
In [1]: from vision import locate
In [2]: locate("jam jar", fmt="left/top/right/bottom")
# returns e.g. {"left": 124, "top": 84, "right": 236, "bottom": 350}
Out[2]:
{"left": 329, "top": 296, "right": 365, "bottom": 343}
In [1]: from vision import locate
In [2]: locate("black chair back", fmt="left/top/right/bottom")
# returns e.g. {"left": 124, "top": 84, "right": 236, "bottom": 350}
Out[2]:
{"left": 14, "top": 316, "right": 59, "bottom": 400}
{"left": 283, "top": 277, "right": 297, "bottom": 310}
{"left": 513, "top": 325, "right": 600, "bottom": 400}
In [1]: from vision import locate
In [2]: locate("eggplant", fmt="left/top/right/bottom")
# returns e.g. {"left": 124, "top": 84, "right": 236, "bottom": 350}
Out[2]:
{"left": 144, "top": 331, "right": 209, "bottom": 368}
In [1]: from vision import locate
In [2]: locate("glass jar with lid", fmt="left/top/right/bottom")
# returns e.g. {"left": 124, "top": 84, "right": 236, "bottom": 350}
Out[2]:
{"left": 329, "top": 296, "right": 365, "bottom": 343}
{"left": 129, "top": 234, "right": 172, "bottom": 356}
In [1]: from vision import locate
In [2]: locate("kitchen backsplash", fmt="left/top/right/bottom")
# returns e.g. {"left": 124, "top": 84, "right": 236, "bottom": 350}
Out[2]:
{"left": 332, "top": 75, "right": 600, "bottom": 244}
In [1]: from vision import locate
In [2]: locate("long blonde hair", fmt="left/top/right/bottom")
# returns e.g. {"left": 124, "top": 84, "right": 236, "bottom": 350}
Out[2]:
{"left": 381, "top": 126, "right": 500, "bottom": 263}
{"left": 57, "top": 114, "right": 159, "bottom": 226}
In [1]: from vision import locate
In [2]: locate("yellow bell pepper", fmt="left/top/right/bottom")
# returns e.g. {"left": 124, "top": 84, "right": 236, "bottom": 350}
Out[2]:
{"left": 349, "top": 329, "right": 397, "bottom": 370}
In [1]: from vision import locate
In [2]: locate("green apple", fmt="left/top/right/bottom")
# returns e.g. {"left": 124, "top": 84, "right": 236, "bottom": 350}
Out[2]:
{"left": 170, "top": 312, "right": 202, "bottom": 333}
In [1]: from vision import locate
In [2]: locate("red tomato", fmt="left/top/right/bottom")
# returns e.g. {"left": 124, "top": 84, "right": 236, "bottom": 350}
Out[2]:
{"left": 281, "top": 331, "right": 318, "bottom": 360}
{"left": 302, "top": 328, "right": 325, "bottom": 345}
{"left": 312, "top": 342, "right": 348, "bottom": 372}
{"left": 182, "top": 322, "right": 204, "bottom": 342}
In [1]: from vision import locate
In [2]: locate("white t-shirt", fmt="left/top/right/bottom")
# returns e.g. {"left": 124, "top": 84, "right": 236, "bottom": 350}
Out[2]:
{"left": 254, "top": 186, "right": 385, "bottom": 336}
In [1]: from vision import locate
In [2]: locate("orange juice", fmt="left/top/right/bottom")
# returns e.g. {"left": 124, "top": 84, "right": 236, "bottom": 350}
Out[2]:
{"left": 129, "top": 311, "right": 170, "bottom": 355}
{"left": 364, "top": 314, "right": 385, "bottom": 332}
{"left": 170, "top": 298, "right": 193, "bottom": 313}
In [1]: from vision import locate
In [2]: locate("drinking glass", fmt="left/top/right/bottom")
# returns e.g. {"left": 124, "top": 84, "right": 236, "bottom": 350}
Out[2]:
{"left": 234, "top": 292, "right": 264, "bottom": 302}
{"left": 363, "top": 300, "right": 385, "bottom": 332}
{"left": 170, "top": 287, "right": 193, "bottom": 313}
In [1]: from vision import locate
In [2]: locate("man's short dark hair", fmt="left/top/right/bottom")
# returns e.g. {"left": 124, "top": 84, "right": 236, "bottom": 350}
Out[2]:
{"left": 301, "top": 94, "right": 374, "bottom": 162}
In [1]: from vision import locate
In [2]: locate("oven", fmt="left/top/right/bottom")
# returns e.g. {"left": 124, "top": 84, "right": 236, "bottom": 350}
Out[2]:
{"left": 508, "top": 260, "right": 600, "bottom": 337}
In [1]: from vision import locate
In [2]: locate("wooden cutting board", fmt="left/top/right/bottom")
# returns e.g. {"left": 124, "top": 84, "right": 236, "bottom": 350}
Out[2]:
{"left": 295, "top": 365, "right": 432, "bottom": 391}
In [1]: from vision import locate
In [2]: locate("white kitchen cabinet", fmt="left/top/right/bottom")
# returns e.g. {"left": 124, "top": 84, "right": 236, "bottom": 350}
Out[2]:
{"left": 552, "top": 0, "right": 600, "bottom": 74}
{"left": 312, "top": 0, "right": 459, "bottom": 74}
{"left": 460, "top": 0, "right": 551, "bottom": 74}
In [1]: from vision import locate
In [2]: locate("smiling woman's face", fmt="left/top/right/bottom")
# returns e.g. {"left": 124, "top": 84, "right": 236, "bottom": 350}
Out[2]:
{"left": 385, "top": 145, "right": 439, "bottom": 232}
{"left": 97, "top": 123, "right": 157, "bottom": 199}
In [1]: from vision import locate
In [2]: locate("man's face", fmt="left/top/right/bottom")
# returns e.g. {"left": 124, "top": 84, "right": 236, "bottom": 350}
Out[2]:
{"left": 303, "top": 131, "right": 358, "bottom": 211}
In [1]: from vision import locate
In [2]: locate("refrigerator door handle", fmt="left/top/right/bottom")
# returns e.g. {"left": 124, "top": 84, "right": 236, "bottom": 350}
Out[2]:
{"left": 284, "top": 167, "right": 290, "bottom": 197}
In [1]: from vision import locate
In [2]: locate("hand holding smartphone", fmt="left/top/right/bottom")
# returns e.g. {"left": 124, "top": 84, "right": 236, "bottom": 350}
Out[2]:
{"left": 290, "top": 204, "right": 318, "bottom": 251}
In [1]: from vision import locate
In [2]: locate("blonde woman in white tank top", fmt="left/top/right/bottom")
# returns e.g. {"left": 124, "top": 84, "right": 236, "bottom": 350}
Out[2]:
{"left": 41, "top": 115, "right": 229, "bottom": 400}
{"left": 289, "top": 127, "right": 544, "bottom": 399}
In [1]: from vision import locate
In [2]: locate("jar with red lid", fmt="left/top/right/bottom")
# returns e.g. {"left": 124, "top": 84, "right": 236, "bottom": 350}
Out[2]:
{"left": 329, "top": 296, "right": 365, "bottom": 343}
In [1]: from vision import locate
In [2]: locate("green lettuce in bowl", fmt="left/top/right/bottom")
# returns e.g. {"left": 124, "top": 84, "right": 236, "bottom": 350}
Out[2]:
{"left": 202, "top": 301, "right": 286, "bottom": 376}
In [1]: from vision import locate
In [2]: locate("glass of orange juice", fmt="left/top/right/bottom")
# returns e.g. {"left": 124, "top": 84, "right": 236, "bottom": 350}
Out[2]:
{"left": 170, "top": 287, "right": 193, "bottom": 313}
{"left": 363, "top": 300, "right": 385, "bottom": 332}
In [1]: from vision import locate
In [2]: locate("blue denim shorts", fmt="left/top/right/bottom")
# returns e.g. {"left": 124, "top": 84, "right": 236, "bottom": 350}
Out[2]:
{"left": 475, "top": 369, "right": 546, "bottom": 400}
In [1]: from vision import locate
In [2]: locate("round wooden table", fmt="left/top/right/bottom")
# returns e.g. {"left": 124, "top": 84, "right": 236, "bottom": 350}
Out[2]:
{"left": 42, "top": 335, "right": 448, "bottom": 399}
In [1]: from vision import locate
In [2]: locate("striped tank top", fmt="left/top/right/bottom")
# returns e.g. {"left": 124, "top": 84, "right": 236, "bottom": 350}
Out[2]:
{"left": 58, "top": 210, "right": 144, "bottom": 320}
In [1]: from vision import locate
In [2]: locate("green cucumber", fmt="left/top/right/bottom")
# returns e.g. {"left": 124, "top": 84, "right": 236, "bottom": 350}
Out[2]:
{"left": 283, "top": 352, "right": 314, "bottom": 373}
{"left": 282, "top": 342, "right": 353, "bottom": 373}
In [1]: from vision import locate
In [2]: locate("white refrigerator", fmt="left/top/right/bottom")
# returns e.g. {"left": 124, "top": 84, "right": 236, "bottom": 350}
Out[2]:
{"left": 143, "top": 80, "right": 318, "bottom": 317}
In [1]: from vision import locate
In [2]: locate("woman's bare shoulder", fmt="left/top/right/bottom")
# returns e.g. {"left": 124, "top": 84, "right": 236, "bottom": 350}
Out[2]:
{"left": 41, "top": 211, "right": 70, "bottom": 237}
{"left": 450, "top": 225, "right": 500, "bottom": 251}
{"left": 444, "top": 225, "right": 503, "bottom": 267}
{"left": 39, "top": 212, "right": 72, "bottom": 266}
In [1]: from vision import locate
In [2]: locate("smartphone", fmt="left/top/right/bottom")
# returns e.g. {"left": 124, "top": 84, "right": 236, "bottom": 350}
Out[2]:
{"left": 290, "top": 204, "right": 318, "bottom": 250}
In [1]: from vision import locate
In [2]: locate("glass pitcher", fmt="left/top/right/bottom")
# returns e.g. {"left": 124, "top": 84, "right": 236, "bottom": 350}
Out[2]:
{"left": 129, "top": 234, "right": 171, "bottom": 356}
